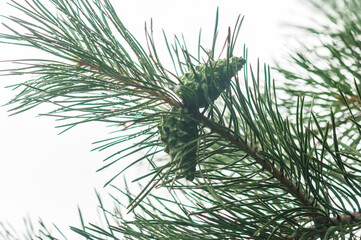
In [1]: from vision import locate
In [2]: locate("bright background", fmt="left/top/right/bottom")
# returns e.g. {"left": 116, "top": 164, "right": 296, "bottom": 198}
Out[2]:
{"left": 0, "top": 0, "right": 314, "bottom": 237}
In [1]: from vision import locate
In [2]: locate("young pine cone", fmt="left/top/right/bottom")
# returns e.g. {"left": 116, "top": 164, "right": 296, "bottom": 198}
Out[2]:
{"left": 158, "top": 107, "right": 198, "bottom": 181}
{"left": 178, "top": 56, "right": 246, "bottom": 109}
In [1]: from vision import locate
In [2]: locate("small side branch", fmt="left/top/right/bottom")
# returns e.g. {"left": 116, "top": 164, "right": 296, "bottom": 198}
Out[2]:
{"left": 331, "top": 212, "right": 361, "bottom": 226}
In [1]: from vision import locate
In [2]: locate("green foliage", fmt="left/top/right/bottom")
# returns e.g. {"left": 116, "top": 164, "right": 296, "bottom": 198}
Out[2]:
{"left": 1, "top": 0, "right": 361, "bottom": 239}
{"left": 278, "top": 0, "right": 361, "bottom": 145}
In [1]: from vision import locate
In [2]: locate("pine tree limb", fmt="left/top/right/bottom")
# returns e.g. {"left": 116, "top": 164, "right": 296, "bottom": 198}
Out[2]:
{"left": 75, "top": 57, "right": 180, "bottom": 107}
{"left": 194, "top": 111, "right": 318, "bottom": 210}
{"left": 77, "top": 48, "right": 324, "bottom": 225}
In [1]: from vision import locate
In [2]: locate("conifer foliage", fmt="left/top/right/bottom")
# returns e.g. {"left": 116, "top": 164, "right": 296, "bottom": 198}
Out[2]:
{"left": 1, "top": 0, "right": 361, "bottom": 239}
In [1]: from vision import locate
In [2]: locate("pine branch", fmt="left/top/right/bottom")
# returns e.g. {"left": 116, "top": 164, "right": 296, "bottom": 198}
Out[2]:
{"left": 194, "top": 111, "right": 317, "bottom": 209}
{"left": 74, "top": 56, "right": 180, "bottom": 107}
{"left": 2, "top": 0, "right": 361, "bottom": 239}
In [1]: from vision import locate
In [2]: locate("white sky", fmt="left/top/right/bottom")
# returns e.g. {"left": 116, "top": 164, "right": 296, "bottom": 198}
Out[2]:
{"left": 0, "top": 0, "right": 313, "bottom": 238}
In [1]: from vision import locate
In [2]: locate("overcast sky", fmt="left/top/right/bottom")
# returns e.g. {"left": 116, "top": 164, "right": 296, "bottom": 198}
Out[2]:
{"left": 0, "top": 0, "right": 313, "bottom": 238}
